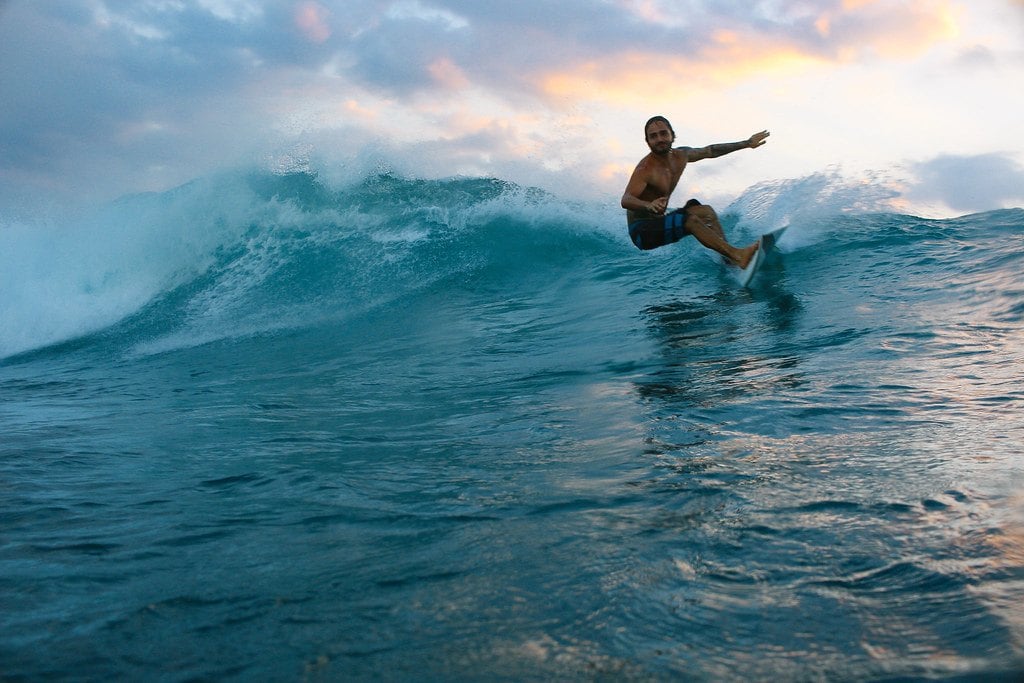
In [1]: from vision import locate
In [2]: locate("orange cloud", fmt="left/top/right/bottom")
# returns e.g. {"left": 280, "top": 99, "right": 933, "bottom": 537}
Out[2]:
{"left": 344, "top": 99, "right": 377, "bottom": 121}
{"left": 295, "top": 2, "right": 331, "bottom": 44}
{"left": 538, "top": 0, "right": 960, "bottom": 105}
{"left": 539, "top": 40, "right": 823, "bottom": 106}
{"left": 823, "top": 0, "right": 960, "bottom": 59}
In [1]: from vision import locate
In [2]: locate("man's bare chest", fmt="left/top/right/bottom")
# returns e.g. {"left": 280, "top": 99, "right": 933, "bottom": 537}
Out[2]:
{"left": 649, "top": 159, "right": 685, "bottom": 194}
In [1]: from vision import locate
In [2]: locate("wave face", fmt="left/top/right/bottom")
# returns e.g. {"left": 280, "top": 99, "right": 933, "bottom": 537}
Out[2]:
{"left": 2, "top": 171, "right": 1023, "bottom": 680}
{"left": 1, "top": 172, "right": 620, "bottom": 359}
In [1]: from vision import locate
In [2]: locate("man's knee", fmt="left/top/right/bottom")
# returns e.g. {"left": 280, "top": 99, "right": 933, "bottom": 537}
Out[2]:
{"left": 689, "top": 204, "right": 717, "bottom": 221}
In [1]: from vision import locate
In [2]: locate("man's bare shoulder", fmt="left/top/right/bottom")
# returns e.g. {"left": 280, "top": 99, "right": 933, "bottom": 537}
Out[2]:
{"left": 633, "top": 152, "right": 656, "bottom": 169}
{"left": 634, "top": 149, "right": 685, "bottom": 170}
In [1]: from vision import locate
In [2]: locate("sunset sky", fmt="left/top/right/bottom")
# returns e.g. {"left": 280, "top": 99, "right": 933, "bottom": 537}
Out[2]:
{"left": 1, "top": 0, "right": 1022, "bottom": 216}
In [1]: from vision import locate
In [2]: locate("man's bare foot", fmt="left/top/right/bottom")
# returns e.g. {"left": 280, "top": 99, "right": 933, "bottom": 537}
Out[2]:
{"left": 735, "top": 242, "right": 759, "bottom": 269}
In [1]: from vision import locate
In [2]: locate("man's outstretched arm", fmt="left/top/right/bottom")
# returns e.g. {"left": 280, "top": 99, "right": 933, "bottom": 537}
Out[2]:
{"left": 685, "top": 130, "right": 769, "bottom": 161}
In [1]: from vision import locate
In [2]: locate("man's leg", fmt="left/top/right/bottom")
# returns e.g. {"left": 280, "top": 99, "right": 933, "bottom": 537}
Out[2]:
{"left": 685, "top": 205, "right": 758, "bottom": 268}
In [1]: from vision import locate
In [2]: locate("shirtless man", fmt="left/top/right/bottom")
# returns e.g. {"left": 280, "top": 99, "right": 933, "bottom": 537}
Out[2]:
{"left": 621, "top": 115, "right": 769, "bottom": 268}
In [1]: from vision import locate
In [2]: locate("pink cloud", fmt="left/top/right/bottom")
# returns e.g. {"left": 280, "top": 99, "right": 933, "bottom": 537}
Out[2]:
{"left": 295, "top": 2, "right": 331, "bottom": 44}
{"left": 427, "top": 57, "right": 470, "bottom": 89}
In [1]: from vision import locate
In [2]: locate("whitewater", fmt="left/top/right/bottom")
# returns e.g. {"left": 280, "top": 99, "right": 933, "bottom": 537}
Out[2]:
{"left": 2, "top": 169, "right": 1023, "bottom": 680}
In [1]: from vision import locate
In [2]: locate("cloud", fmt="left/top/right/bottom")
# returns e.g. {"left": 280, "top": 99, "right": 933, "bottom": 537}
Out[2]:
{"left": 347, "top": 8, "right": 472, "bottom": 94}
{"left": 907, "top": 153, "right": 1024, "bottom": 213}
{"left": 0, "top": 1, "right": 330, "bottom": 197}
{"left": 808, "top": 0, "right": 959, "bottom": 60}
{"left": 953, "top": 44, "right": 998, "bottom": 68}
{"left": 533, "top": 0, "right": 961, "bottom": 105}
{"left": 0, "top": 0, "right": 1020, "bottom": 212}
{"left": 295, "top": 2, "right": 331, "bottom": 44}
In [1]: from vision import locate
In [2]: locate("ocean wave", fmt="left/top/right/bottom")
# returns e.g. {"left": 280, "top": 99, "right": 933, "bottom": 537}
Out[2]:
{"left": 1, "top": 168, "right": 1019, "bottom": 361}
{"left": 0, "top": 171, "right": 618, "bottom": 359}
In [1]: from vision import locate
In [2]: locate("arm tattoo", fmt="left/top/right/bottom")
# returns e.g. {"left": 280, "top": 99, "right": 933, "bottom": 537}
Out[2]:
{"left": 708, "top": 141, "right": 749, "bottom": 157}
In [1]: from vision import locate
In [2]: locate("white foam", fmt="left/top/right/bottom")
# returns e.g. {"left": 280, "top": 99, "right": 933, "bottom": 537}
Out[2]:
{"left": 0, "top": 174, "right": 263, "bottom": 358}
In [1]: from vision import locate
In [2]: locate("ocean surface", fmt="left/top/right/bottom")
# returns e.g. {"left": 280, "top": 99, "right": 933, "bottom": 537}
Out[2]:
{"left": 2, "top": 170, "right": 1023, "bottom": 681}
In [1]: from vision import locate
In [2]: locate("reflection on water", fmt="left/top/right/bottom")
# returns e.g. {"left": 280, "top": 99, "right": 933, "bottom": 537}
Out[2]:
{"left": 619, "top": 262, "right": 1024, "bottom": 678}
{"left": 635, "top": 282, "right": 805, "bottom": 413}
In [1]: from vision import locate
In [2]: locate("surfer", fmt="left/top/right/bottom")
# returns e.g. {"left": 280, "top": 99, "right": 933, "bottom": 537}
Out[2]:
{"left": 621, "top": 116, "right": 768, "bottom": 267}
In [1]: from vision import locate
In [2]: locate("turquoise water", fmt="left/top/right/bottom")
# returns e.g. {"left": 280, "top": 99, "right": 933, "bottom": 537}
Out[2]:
{"left": 2, "top": 171, "right": 1023, "bottom": 680}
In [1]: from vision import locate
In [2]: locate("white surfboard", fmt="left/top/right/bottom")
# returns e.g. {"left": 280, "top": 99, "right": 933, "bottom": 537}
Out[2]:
{"left": 761, "top": 225, "right": 788, "bottom": 252}
{"left": 736, "top": 225, "right": 788, "bottom": 287}
{"left": 736, "top": 238, "right": 765, "bottom": 287}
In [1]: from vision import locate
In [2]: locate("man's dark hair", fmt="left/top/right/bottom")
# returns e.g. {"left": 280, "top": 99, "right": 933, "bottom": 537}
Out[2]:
{"left": 644, "top": 115, "right": 675, "bottom": 140}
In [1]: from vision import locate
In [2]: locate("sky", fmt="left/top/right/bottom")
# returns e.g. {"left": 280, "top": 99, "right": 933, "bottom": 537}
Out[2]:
{"left": 1, "top": 0, "right": 1023, "bottom": 217}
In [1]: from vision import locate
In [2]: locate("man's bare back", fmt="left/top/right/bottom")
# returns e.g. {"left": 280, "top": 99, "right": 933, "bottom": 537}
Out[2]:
{"left": 621, "top": 116, "right": 769, "bottom": 268}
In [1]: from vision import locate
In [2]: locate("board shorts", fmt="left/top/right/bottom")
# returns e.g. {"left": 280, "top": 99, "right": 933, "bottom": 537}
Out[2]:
{"left": 628, "top": 198, "right": 702, "bottom": 251}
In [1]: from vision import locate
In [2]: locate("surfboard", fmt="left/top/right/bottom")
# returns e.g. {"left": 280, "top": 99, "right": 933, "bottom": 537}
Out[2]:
{"left": 736, "top": 225, "right": 788, "bottom": 287}
{"left": 736, "top": 239, "right": 765, "bottom": 286}
{"left": 761, "top": 225, "right": 788, "bottom": 252}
